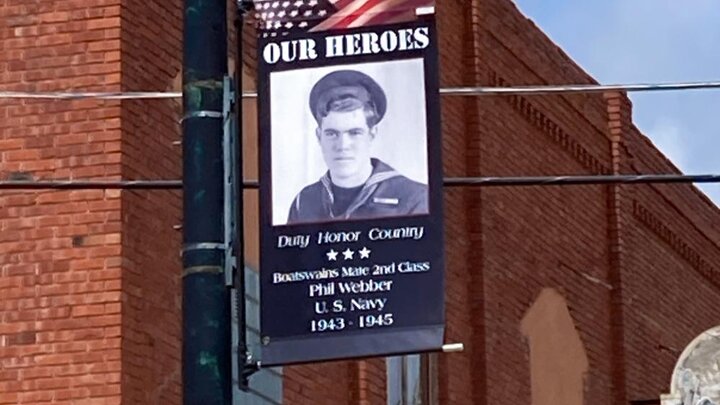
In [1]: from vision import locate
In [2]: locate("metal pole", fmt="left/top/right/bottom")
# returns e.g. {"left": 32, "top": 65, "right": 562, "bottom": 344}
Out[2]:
{"left": 234, "top": 1, "right": 258, "bottom": 390}
{"left": 182, "top": 0, "right": 231, "bottom": 403}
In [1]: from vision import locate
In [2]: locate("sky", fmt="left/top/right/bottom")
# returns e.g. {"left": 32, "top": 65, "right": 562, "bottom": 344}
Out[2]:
{"left": 512, "top": 0, "right": 720, "bottom": 206}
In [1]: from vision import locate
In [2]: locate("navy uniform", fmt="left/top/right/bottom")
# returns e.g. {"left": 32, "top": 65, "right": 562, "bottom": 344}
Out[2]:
{"left": 287, "top": 70, "right": 429, "bottom": 224}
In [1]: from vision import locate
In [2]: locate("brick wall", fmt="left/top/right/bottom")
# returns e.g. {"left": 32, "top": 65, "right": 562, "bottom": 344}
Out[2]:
{"left": 621, "top": 124, "right": 720, "bottom": 401}
{"left": 118, "top": 0, "right": 183, "bottom": 403}
{"left": 436, "top": 1, "right": 480, "bottom": 404}
{"left": 0, "top": 1, "right": 124, "bottom": 404}
{"left": 2, "top": 0, "right": 720, "bottom": 404}
{"left": 472, "top": 1, "right": 615, "bottom": 403}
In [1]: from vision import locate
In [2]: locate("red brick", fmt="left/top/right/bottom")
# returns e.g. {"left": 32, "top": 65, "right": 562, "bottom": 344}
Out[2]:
{"left": 0, "top": 393, "right": 20, "bottom": 405}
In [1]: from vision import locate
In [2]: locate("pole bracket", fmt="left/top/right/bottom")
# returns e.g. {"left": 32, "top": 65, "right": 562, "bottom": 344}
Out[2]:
{"left": 238, "top": 352, "right": 261, "bottom": 391}
{"left": 223, "top": 75, "right": 238, "bottom": 288}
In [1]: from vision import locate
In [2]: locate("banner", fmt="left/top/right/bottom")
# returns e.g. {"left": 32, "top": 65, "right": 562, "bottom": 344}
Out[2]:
{"left": 255, "top": 0, "right": 444, "bottom": 366}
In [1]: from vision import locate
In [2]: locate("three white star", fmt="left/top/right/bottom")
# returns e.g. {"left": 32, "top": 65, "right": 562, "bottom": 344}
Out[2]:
{"left": 327, "top": 248, "right": 371, "bottom": 261}
{"left": 358, "top": 247, "right": 371, "bottom": 259}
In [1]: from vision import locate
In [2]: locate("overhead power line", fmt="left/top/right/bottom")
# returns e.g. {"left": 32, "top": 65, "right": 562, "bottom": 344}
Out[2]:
{"left": 0, "top": 180, "right": 185, "bottom": 190}
{"left": 1, "top": 174, "right": 719, "bottom": 190}
{"left": 0, "top": 91, "right": 181, "bottom": 100}
{"left": 2, "top": 80, "right": 720, "bottom": 100}
{"left": 439, "top": 81, "right": 720, "bottom": 96}
{"left": 443, "top": 174, "right": 720, "bottom": 186}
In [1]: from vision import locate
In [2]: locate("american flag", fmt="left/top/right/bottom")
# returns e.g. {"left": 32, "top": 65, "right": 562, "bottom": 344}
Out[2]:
{"left": 254, "top": 0, "right": 434, "bottom": 35}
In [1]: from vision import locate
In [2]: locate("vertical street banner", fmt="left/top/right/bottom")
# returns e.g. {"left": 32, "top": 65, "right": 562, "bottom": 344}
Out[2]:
{"left": 255, "top": 0, "right": 444, "bottom": 366}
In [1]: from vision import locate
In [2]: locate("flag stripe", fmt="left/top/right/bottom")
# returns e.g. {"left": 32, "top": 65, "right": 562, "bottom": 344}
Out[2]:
{"left": 311, "top": 0, "right": 372, "bottom": 31}
{"left": 331, "top": 0, "right": 355, "bottom": 10}
{"left": 362, "top": 0, "right": 434, "bottom": 27}
{"left": 347, "top": 0, "right": 415, "bottom": 28}
{"left": 333, "top": 0, "right": 384, "bottom": 29}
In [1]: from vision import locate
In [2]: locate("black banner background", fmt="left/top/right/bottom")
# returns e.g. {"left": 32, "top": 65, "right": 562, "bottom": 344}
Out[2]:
{"left": 257, "top": 18, "right": 445, "bottom": 366}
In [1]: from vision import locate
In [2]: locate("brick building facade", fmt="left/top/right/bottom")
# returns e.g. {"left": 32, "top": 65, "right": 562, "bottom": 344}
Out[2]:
{"left": 2, "top": 0, "right": 720, "bottom": 404}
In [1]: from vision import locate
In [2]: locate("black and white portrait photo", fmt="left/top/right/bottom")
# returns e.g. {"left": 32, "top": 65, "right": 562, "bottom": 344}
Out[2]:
{"left": 270, "top": 58, "right": 430, "bottom": 226}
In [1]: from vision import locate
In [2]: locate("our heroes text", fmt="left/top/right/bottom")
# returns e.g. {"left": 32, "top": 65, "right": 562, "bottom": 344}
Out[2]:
{"left": 262, "top": 26, "right": 431, "bottom": 64}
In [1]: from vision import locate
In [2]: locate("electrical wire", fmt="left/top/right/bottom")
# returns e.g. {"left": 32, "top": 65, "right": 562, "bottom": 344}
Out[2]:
{"left": 444, "top": 174, "right": 720, "bottom": 186}
{"left": 0, "top": 91, "right": 181, "bottom": 100}
{"left": 2, "top": 80, "right": 720, "bottom": 100}
{"left": 0, "top": 180, "right": 184, "bottom": 190}
{"left": 1, "top": 174, "right": 718, "bottom": 190}
{"left": 439, "top": 81, "right": 720, "bottom": 95}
